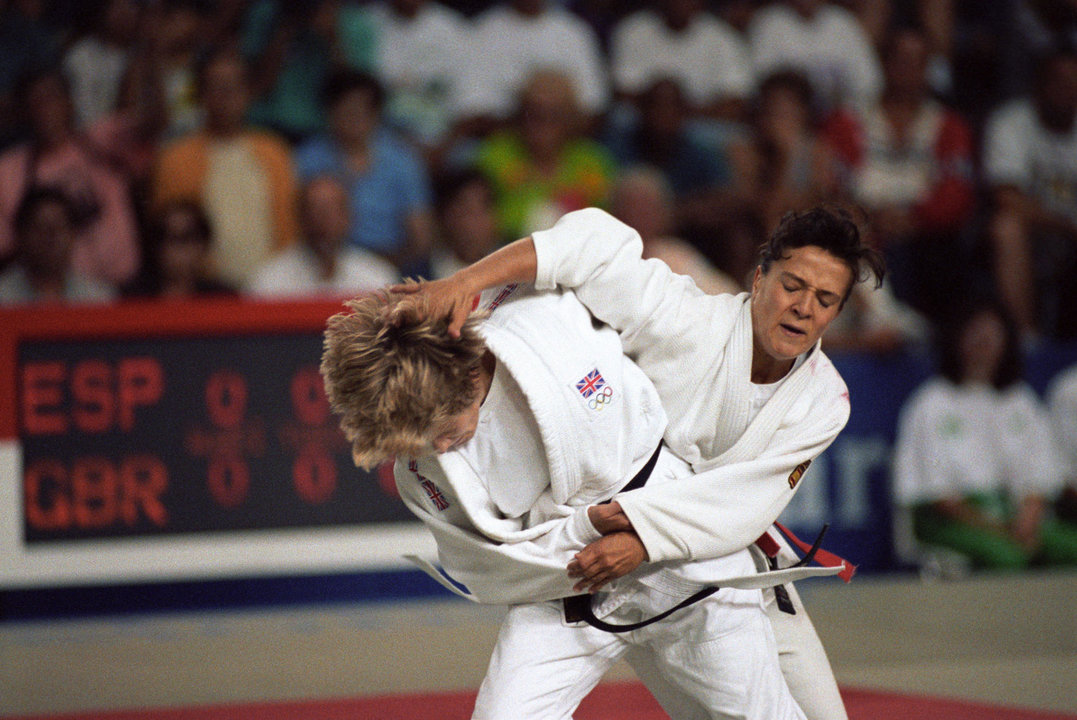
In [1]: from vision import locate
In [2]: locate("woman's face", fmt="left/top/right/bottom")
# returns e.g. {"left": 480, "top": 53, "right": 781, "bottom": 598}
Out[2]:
{"left": 958, "top": 310, "right": 1007, "bottom": 382}
{"left": 158, "top": 209, "right": 207, "bottom": 281}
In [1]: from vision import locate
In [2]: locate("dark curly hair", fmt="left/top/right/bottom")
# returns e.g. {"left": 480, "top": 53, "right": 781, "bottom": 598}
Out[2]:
{"left": 759, "top": 205, "right": 886, "bottom": 304}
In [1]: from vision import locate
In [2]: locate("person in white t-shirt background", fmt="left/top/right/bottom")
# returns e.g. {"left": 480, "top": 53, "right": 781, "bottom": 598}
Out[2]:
{"left": 892, "top": 299, "right": 1077, "bottom": 570}
{"left": 246, "top": 175, "right": 398, "bottom": 298}
{"left": 983, "top": 47, "right": 1077, "bottom": 340}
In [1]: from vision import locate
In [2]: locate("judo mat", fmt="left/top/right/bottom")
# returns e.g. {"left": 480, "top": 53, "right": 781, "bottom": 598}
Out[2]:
{"left": 5, "top": 683, "right": 1077, "bottom": 720}
{"left": 2, "top": 571, "right": 1075, "bottom": 719}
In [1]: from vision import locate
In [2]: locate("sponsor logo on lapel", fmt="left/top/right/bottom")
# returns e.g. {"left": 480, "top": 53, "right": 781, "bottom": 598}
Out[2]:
{"left": 788, "top": 460, "right": 811, "bottom": 489}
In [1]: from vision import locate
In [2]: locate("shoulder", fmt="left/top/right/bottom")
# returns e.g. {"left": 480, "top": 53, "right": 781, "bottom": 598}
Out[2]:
{"left": 472, "top": 5, "right": 510, "bottom": 30}
{"left": 695, "top": 12, "right": 741, "bottom": 40}
{"left": 807, "top": 349, "right": 851, "bottom": 403}
{"left": 158, "top": 133, "right": 206, "bottom": 161}
{"left": 749, "top": 4, "right": 794, "bottom": 33}
{"left": 1048, "top": 365, "right": 1077, "bottom": 407}
{"left": 986, "top": 99, "right": 1035, "bottom": 135}
{"left": 613, "top": 9, "right": 658, "bottom": 36}
{"left": 999, "top": 381, "right": 1046, "bottom": 409}
{"left": 544, "top": 6, "right": 595, "bottom": 35}
{"left": 340, "top": 247, "right": 399, "bottom": 286}
{"left": 246, "top": 130, "right": 294, "bottom": 158}
{"left": 374, "top": 128, "right": 424, "bottom": 160}
{"left": 901, "top": 377, "right": 953, "bottom": 416}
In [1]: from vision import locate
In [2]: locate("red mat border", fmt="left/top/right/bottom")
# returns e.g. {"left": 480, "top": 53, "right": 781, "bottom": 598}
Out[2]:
{"left": 5, "top": 683, "right": 1074, "bottom": 720}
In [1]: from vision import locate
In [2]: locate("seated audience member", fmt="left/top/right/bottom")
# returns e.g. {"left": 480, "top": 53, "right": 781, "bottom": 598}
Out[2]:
{"left": 452, "top": 0, "right": 609, "bottom": 136}
{"left": 0, "top": 68, "right": 139, "bottom": 287}
{"left": 609, "top": 0, "right": 753, "bottom": 120}
{"left": 0, "top": 0, "right": 60, "bottom": 147}
{"left": 0, "top": 187, "right": 116, "bottom": 305}
{"left": 748, "top": 0, "right": 883, "bottom": 110}
{"left": 982, "top": 47, "right": 1077, "bottom": 339}
{"left": 474, "top": 69, "right": 616, "bottom": 241}
{"left": 150, "top": 0, "right": 209, "bottom": 139}
{"left": 822, "top": 277, "right": 928, "bottom": 355}
{"left": 240, "top": 0, "right": 378, "bottom": 142}
{"left": 1047, "top": 363, "right": 1077, "bottom": 523}
{"left": 152, "top": 47, "right": 299, "bottom": 289}
{"left": 823, "top": 26, "right": 976, "bottom": 323}
{"left": 246, "top": 176, "right": 398, "bottom": 298}
{"left": 295, "top": 69, "right": 435, "bottom": 276}
{"left": 729, "top": 69, "right": 839, "bottom": 237}
{"left": 124, "top": 200, "right": 235, "bottom": 299}
{"left": 892, "top": 300, "right": 1077, "bottom": 570}
{"left": 602, "top": 77, "right": 737, "bottom": 223}
{"left": 367, "top": 0, "right": 470, "bottom": 159}
{"left": 609, "top": 165, "right": 741, "bottom": 296}
{"left": 63, "top": 0, "right": 141, "bottom": 130}
{"left": 429, "top": 167, "right": 500, "bottom": 279}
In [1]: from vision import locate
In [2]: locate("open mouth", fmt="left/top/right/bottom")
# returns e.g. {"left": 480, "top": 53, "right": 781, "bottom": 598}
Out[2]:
{"left": 780, "top": 323, "right": 806, "bottom": 336}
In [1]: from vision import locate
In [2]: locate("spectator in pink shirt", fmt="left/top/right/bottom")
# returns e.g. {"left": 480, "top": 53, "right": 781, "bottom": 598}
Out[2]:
{"left": 0, "top": 68, "right": 140, "bottom": 286}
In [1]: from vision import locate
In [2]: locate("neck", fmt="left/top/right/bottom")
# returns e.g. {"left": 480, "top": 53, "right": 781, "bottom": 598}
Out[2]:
{"left": 26, "top": 269, "right": 66, "bottom": 298}
{"left": 207, "top": 121, "right": 243, "bottom": 139}
{"left": 750, "top": 340, "right": 796, "bottom": 384}
{"left": 477, "top": 351, "right": 496, "bottom": 404}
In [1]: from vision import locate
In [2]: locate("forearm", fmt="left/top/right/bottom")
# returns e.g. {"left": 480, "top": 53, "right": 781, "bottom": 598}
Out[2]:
{"left": 453, "top": 236, "right": 538, "bottom": 294}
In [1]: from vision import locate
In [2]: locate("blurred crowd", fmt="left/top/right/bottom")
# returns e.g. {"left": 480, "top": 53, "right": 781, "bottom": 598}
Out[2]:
{"left": 1, "top": 0, "right": 1075, "bottom": 570}
{"left": 0, "top": 0, "right": 1074, "bottom": 343}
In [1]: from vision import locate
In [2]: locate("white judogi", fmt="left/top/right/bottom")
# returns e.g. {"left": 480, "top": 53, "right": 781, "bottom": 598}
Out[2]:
{"left": 394, "top": 284, "right": 811, "bottom": 720}
{"left": 531, "top": 208, "right": 854, "bottom": 720}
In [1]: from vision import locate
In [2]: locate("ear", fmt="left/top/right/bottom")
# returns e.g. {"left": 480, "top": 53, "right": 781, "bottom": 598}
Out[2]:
{"left": 750, "top": 266, "right": 762, "bottom": 295}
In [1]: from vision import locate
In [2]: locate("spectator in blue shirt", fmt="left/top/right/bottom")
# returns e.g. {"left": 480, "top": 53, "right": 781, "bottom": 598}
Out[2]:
{"left": 294, "top": 69, "right": 435, "bottom": 276}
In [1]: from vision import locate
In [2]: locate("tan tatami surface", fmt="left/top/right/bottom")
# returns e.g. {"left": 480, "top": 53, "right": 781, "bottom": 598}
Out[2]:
{"left": 2, "top": 570, "right": 1075, "bottom": 717}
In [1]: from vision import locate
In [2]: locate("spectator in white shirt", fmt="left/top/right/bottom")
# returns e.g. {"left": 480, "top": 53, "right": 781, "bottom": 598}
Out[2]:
{"left": 748, "top": 0, "right": 882, "bottom": 110}
{"left": 452, "top": 0, "right": 610, "bottom": 137}
{"left": 983, "top": 47, "right": 1077, "bottom": 339}
{"left": 610, "top": 0, "right": 753, "bottom": 120}
{"left": 246, "top": 176, "right": 398, "bottom": 299}
{"left": 367, "top": 0, "right": 469, "bottom": 157}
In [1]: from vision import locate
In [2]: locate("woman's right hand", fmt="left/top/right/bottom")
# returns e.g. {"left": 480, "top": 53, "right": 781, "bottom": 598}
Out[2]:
{"left": 389, "top": 276, "right": 479, "bottom": 338}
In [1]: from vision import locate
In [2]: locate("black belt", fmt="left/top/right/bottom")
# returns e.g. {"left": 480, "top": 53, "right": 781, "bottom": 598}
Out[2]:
{"left": 603, "top": 439, "right": 663, "bottom": 502}
{"left": 563, "top": 523, "right": 833, "bottom": 633}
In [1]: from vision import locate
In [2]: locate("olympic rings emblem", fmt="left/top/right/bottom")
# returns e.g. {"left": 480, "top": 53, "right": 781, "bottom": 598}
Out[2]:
{"left": 587, "top": 385, "right": 614, "bottom": 410}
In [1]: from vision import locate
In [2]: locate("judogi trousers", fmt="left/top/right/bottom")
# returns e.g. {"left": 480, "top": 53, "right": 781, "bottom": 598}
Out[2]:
{"left": 472, "top": 584, "right": 806, "bottom": 720}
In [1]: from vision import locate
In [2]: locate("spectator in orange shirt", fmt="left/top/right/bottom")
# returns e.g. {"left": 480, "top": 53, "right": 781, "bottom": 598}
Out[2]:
{"left": 151, "top": 46, "right": 299, "bottom": 288}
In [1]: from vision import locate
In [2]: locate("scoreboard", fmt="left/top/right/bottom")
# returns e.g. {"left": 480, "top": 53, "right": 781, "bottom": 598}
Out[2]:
{"left": 0, "top": 298, "right": 434, "bottom": 588}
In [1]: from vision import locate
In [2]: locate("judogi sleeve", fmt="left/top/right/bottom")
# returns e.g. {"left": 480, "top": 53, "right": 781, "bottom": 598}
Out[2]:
{"left": 614, "top": 390, "right": 848, "bottom": 563}
{"left": 532, "top": 208, "right": 716, "bottom": 361}
{"left": 394, "top": 461, "right": 600, "bottom": 604}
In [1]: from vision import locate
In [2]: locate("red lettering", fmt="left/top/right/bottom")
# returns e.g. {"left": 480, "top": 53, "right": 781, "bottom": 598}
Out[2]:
{"left": 72, "top": 457, "right": 119, "bottom": 529}
{"left": 290, "top": 366, "right": 331, "bottom": 425}
{"left": 293, "top": 450, "right": 336, "bottom": 504}
{"left": 72, "top": 360, "right": 114, "bottom": 433}
{"left": 21, "top": 362, "right": 67, "bottom": 435}
{"left": 205, "top": 370, "right": 247, "bottom": 429}
{"left": 120, "top": 455, "right": 168, "bottom": 527}
{"left": 24, "top": 456, "right": 171, "bottom": 531}
{"left": 117, "top": 357, "right": 164, "bottom": 432}
{"left": 24, "top": 459, "right": 71, "bottom": 530}
{"left": 207, "top": 455, "right": 249, "bottom": 507}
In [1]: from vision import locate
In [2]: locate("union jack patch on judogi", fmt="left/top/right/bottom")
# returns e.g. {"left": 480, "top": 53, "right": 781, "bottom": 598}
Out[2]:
{"left": 420, "top": 479, "right": 450, "bottom": 511}
{"left": 409, "top": 460, "right": 450, "bottom": 511}
{"left": 575, "top": 368, "right": 606, "bottom": 398}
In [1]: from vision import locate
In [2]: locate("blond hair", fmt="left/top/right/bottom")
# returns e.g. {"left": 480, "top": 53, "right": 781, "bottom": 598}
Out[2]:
{"left": 321, "top": 291, "right": 487, "bottom": 468}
